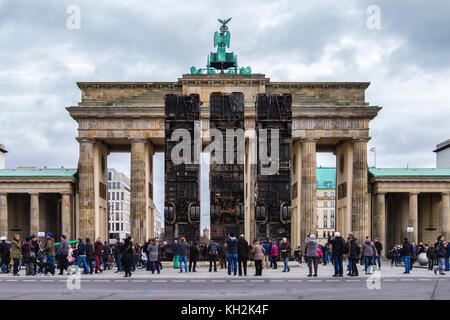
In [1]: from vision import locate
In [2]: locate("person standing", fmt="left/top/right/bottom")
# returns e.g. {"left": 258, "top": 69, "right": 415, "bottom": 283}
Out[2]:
{"left": 238, "top": 234, "right": 249, "bottom": 276}
{"left": 74, "top": 238, "right": 90, "bottom": 274}
{"left": 445, "top": 241, "right": 450, "bottom": 272}
{"left": 349, "top": 233, "right": 360, "bottom": 277}
{"left": 207, "top": 239, "right": 218, "bottom": 272}
{"left": 434, "top": 237, "right": 447, "bottom": 276}
{"left": 189, "top": 242, "right": 199, "bottom": 272}
{"left": 11, "top": 234, "right": 21, "bottom": 276}
{"left": 401, "top": 238, "right": 412, "bottom": 274}
{"left": 178, "top": 236, "right": 189, "bottom": 273}
{"left": 305, "top": 235, "right": 319, "bottom": 277}
{"left": 328, "top": 232, "right": 345, "bottom": 277}
{"left": 280, "top": 237, "right": 291, "bottom": 272}
{"left": 262, "top": 240, "right": 271, "bottom": 269}
{"left": 251, "top": 240, "right": 265, "bottom": 276}
{"left": 57, "top": 235, "right": 69, "bottom": 275}
{"left": 374, "top": 237, "right": 383, "bottom": 270}
{"left": 30, "top": 235, "right": 40, "bottom": 275}
{"left": 270, "top": 241, "right": 279, "bottom": 270}
{"left": 172, "top": 239, "right": 180, "bottom": 269}
{"left": 85, "top": 238, "right": 94, "bottom": 274}
{"left": 0, "top": 236, "right": 10, "bottom": 273}
{"left": 42, "top": 233, "right": 55, "bottom": 275}
{"left": 22, "top": 237, "right": 33, "bottom": 276}
{"left": 113, "top": 238, "right": 123, "bottom": 273}
{"left": 362, "top": 236, "right": 377, "bottom": 274}
{"left": 219, "top": 241, "right": 227, "bottom": 269}
{"left": 121, "top": 237, "right": 133, "bottom": 277}
{"left": 147, "top": 239, "right": 160, "bottom": 274}
{"left": 93, "top": 237, "right": 104, "bottom": 273}
{"left": 103, "top": 241, "right": 111, "bottom": 270}
{"left": 226, "top": 233, "right": 239, "bottom": 277}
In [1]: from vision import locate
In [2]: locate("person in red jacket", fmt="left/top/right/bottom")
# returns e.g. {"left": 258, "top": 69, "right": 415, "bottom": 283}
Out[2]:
{"left": 93, "top": 237, "right": 104, "bottom": 273}
{"left": 270, "top": 242, "right": 279, "bottom": 269}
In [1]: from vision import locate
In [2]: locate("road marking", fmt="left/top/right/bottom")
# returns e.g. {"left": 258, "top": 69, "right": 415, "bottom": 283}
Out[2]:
{"left": 270, "top": 280, "right": 284, "bottom": 282}
{"left": 41, "top": 280, "right": 54, "bottom": 282}
{"left": 23, "top": 280, "right": 37, "bottom": 282}
{"left": 131, "top": 280, "right": 147, "bottom": 283}
{"left": 211, "top": 280, "right": 226, "bottom": 282}
{"left": 382, "top": 279, "right": 396, "bottom": 282}
{"left": 6, "top": 280, "right": 19, "bottom": 282}
{"left": 326, "top": 280, "right": 340, "bottom": 282}
{"left": 173, "top": 280, "right": 186, "bottom": 282}
{"left": 287, "top": 280, "right": 303, "bottom": 282}
{"left": 93, "top": 280, "right": 110, "bottom": 282}
{"left": 418, "top": 279, "right": 431, "bottom": 281}
{"left": 251, "top": 280, "right": 265, "bottom": 283}
{"left": 401, "top": 279, "right": 415, "bottom": 281}
{"left": 114, "top": 280, "right": 129, "bottom": 282}
{"left": 345, "top": 279, "right": 360, "bottom": 282}
{"left": 191, "top": 280, "right": 206, "bottom": 282}
{"left": 152, "top": 280, "right": 167, "bottom": 283}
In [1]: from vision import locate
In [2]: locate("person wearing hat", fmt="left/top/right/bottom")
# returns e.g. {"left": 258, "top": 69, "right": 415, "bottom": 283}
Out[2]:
{"left": 42, "top": 233, "right": 55, "bottom": 275}
{"left": 21, "top": 236, "right": 34, "bottom": 276}
{"left": 0, "top": 236, "right": 10, "bottom": 273}
{"left": 11, "top": 234, "right": 22, "bottom": 276}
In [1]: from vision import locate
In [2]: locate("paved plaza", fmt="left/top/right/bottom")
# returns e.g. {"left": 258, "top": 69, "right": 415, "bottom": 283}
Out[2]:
{"left": 0, "top": 261, "right": 448, "bottom": 300}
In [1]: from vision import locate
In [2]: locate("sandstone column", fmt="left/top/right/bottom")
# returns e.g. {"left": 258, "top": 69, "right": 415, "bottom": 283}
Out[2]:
{"left": 291, "top": 140, "right": 302, "bottom": 249}
{"left": 374, "top": 193, "right": 386, "bottom": 247}
{"left": 245, "top": 129, "right": 256, "bottom": 242}
{"left": 351, "top": 139, "right": 369, "bottom": 241}
{"left": 30, "top": 193, "right": 40, "bottom": 236}
{"left": 61, "top": 193, "right": 72, "bottom": 239}
{"left": 0, "top": 193, "right": 7, "bottom": 237}
{"left": 301, "top": 139, "right": 316, "bottom": 242}
{"left": 77, "top": 137, "right": 95, "bottom": 239}
{"left": 441, "top": 192, "right": 450, "bottom": 238}
{"left": 408, "top": 192, "right": 419, "bottom": 243}
{"left": 130, "top": 138, "right": 147, "bottom": 244}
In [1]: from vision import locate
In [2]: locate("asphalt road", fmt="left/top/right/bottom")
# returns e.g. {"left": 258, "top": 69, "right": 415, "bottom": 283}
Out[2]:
{"left": 0, "top": 262, "right": 448, "bottom": 300}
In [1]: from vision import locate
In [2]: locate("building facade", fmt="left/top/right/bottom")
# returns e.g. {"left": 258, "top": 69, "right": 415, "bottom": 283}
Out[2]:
{"left": 316, "top": 167, "right": 336, "bottom": 243}
{"left": 434, "top": 139, "right": 450, "bottom": 168}
{"left": 107, "top": 168, "right": 131, "bottom": 242}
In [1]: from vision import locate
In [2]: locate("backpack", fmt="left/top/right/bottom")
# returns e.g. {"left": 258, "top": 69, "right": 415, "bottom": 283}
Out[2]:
{"left": 343, "top": 242, "right": 349, "bottom": 255}
{"left": 209, "top": 243, "right": 218, "bottom": 256}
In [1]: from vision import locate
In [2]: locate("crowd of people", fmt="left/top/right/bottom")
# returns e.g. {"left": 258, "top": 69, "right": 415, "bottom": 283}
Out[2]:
{"left": 0, "top": 231, "right": 448, "bottom": 277}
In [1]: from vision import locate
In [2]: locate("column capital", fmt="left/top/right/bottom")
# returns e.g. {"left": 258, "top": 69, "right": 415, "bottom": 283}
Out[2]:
{"left": 442, "top": 192, "right": 450, "bottom": 196}
{"left": 76, "top": 137, "right": 95, "bottom": 143}
{"left": 299, "top": 138, "right": 317, "bottom": 143}
{"left": 128, "top": 137, "right": 147, "bottom": 143}
{"left": 352, "top": 137, "right": 371, "bottom": 143}
{"left": 376, "top": 192, "right": 386, "bottom": 196}
{"left": 408, "top": 191, "right": 420, "bottom": 196}
{"left": 28, "top": 192, "right": 40, "bottom": 196}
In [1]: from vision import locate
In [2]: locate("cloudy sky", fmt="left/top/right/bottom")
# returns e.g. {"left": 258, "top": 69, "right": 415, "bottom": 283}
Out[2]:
{"left": 1, "top": 0, "right": 449, "bottom": 229}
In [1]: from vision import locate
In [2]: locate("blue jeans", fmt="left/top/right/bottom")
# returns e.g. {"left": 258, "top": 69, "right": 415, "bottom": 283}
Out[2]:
{"left": 374, "top": 254, "right": 381, "bottom": 269}
{"left": 150, "top": 261, "right": 160, "bottom": 274}
{"left": 75, "top": 255, "right": 90, "bottom": 274}
{"left": 434, "top": 258, "right": 445, "bottom": 274}
{"left": 347, "top": 258, "right": 352, "bottom": 273}
{"left": 283, "top": 257, "right": 290, "bottom": 271}
{"left": 45, "top": 255, "right": 55, "bottom": 275}
{"left": 364, "top": 256, "right": 372, "bottom": 273}
{"left": 403, "top": 256, "right": 411, "bottom": 273}
{"left": 269, "top": 254, "right": 273, "bottom": 268}
{"left": 445, "top": 257, "right": 449, "bottom": 271}
{"left": 227, "top": 253, "right": 238, "bottom": 275}
{"left": 333, "top": 255, "right": 343, "bottom": 275}
{"left": 179, "top": 255, "right": 188, "bottom": 272}
{"left": 323, "top": 252, "right": 328, "bottom": 265}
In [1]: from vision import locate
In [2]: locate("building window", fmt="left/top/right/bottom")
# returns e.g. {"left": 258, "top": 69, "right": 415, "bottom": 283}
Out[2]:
{"left": 108, "top": 182, "right": 111, "bottom": 189}
{"left": 326, "top": 182, "right": 332, "bottom": 188}
{"left": 323, "top": 210, "right": 327, "bottom": 219}
{"left": 116, "top": 223, "right": 119, "bottom": 231}
{"left": 331, "top": 192, "right": 335, "bottom": 199}
{"left": 108, "top": 172, "right": 112, "bottom": 181}
{"left": 117, "top": 182, "right": 120, "bottom": 189}
{"left": 331, "top": 210, "right": 335, "bottom": 218}
{"left": 323, "top": 220, "right": 327, "bottom": 228}
{"left": 323, "top": 231, "right": 326, "bottom": 238}
{"left": 112, "top": 193, "right": 115, "bottom": 200}
{"left": 324, "top": 202, "right": 328, "bottom": 207}
{"left": 108, "top": 192, "right": 110, "bottom": 200}
{"left": 324, "top": 192, "right": 328, "bottom": 198}
{"left": 331, "top": 220, "right": 335, "bottom": 228}
{"left": 331, "top": 202, "right": 334, "bottom": 207}
{"left": 121, "top": 192, "right": 124, "bottom": 201}
{"left": 116, "top": 203, "right": 119, "bottom": 211}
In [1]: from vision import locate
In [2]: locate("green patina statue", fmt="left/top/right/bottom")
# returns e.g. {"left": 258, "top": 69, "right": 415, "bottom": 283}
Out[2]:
{"left": 190, "top": 18, "right": 251, "bottom": 75}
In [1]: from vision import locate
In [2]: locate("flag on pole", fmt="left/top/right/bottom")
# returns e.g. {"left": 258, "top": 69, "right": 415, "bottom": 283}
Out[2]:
{"left": 369, "top": 147, "right": 376, "bottom": 167}
{"left": 370, "top": 147, "right": 375, "bottom": 152}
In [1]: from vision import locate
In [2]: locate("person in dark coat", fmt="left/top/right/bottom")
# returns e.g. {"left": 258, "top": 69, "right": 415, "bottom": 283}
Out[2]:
{"left": 102, "top": 241, "right": 111, "bottom": 270}
{"left": 30, "top": 235, "right": 40, "bottom": 275}
{"left": 218, "top": 241, "right": 227, "bottom": 269}
{"left": 374, "top": 237, "right": 383, "bottom": 270}
{"left": 93, "top": 237, "right": 104, "bottom": 273}
{"left": 237, "top": 234, "right": 249, "bottom": 276}
{"left": 189, "top": 242, "right": 200, "bottom": 272}
{"left": 113, "top": 238, "right": 123, "bottom": 273}
{"left": 349, "top": 233, "right": 360, "bottom": 277}
{"left": 207, "top": 239, "right": 219, "bottom": 272}
{"left": 178, "top": 236, "right": 190, "bottom": 273}
{"left": 0, "top": 236, "right": 10, "bottom": 273}
{"left": 401, "top": 238, "right": 412, "bottom": 274}
{"left": 57, "top": 234, "right": 70, "bottom": 275}
{"left": 85, "top": 238, "right": 94, "bottom": 274}
{"left": 226, "top": 233, "right": 239, "bottom": 276}
{"left": 328, "top": 232, "right": 345, "bottom": 276}
{"left": 172, "top": 239, "right": 179, "bottom": 269}
{"left": 121, "top": 237, "right": 133, "bottom": 277}
{"left": 22, "top": 237, "right": 33, "bottom": 276}
{"left": 280, "top": 237, "right": 291, "bottom": 272}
